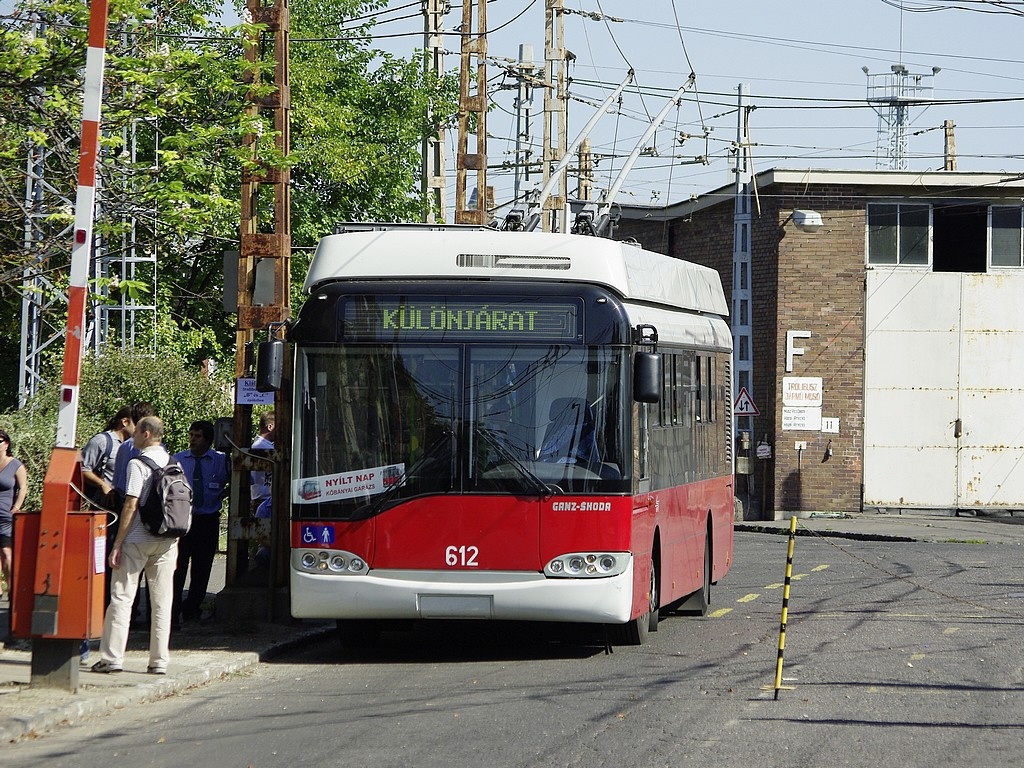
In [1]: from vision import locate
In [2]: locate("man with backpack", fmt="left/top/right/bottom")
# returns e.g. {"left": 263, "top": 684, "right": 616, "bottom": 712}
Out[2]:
{"left": 81, "top": 405, "right": 134, "bottom": 509}
{"left": 106, "top": 402, "right": 158, "bottom": 627}
{"left": 92, "top": 416, "right": 188, "bottom": 675}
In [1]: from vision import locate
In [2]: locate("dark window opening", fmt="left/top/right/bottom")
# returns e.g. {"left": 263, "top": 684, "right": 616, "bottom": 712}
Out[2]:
{"left": 933, "top": 203, "right": 987, "bottom": 273}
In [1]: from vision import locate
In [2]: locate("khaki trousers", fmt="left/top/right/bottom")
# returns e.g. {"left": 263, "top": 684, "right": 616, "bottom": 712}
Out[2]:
{"left": 99, "top": 538, "right": 178, "bottom": 671}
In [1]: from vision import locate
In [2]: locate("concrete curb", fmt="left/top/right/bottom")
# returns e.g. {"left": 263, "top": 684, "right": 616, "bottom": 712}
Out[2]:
{"left": 0, "top": 624, "right": 335, "bottom": 744}
{"left": 0, "top": 651, "right": 259, "bottom": 744}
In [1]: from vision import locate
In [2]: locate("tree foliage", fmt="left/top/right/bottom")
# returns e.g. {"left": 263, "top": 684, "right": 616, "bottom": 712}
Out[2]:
{"left": 0, "top": 0, "right": 459, "bottom": 409}
{"left": 0, "top": 347, "right": 233, "bottom": 511}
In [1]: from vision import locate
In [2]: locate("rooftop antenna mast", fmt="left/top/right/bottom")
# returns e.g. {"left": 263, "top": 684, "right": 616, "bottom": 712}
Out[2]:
{"left": 864, "top": 64, "right": 939, "bottom": 170}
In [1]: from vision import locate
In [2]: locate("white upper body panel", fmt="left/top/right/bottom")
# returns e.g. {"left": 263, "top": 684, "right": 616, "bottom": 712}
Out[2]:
{"left": 304, "top": 229, "right": 730, "bottom": 319}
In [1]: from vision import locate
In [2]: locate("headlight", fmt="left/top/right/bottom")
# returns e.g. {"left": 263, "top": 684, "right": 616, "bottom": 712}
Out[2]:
{"left": 294, "top": 549, "right": 369, "bottom": 575}
{"left": 544, "top": 552, "right": 629, "bottom": 578}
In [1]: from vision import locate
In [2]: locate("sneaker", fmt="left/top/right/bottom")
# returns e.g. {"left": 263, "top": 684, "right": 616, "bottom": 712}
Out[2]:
{"left": 90, "top": 660, "right": 123, "bottom": 674}
{"left": 147, "top": 666, "right": 166, "bottom": 675}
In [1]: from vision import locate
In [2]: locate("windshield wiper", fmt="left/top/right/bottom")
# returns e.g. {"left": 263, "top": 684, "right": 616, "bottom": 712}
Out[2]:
{"left": 353, "top": 429, "right": 454, "bottom": 520}
{"left": 475, "top": 424, "right": 558, "bottom": 497}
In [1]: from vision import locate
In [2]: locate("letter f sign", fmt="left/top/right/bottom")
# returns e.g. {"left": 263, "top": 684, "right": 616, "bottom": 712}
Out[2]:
{"left": 786, "top": 330, "right": 810, "bottom": 372}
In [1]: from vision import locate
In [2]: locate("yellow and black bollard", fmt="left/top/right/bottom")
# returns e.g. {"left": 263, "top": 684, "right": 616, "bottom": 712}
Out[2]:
{"left": 773, "top": 515, "right": 798, "bottom": 700}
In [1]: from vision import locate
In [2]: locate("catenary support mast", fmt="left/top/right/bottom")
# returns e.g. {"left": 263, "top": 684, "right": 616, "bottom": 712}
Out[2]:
{"left": 421, "top": 0, "right": 448, "bottom": 222}
{"left": 227, "top": 0, "right": 292, "bottom": 606}
{"left": 454, "top": 0, "right": 488, "bottom": 224}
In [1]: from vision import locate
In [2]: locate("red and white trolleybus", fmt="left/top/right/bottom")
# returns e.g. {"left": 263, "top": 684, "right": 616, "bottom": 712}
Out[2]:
{"left": 280, "top": 225, "right": 734, "bottom": 645}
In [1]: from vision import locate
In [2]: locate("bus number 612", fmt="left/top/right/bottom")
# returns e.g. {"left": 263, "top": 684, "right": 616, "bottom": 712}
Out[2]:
{"left": 445, "top": 545, "right": 479, "bottom": 567}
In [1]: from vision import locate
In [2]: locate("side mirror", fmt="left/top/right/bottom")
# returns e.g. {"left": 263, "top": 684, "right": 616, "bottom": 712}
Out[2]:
{"left": 633, "top": 351, "right": 661, "bottom": 403}
{"left": 256, "top": 340, "right": 284, "bottom": 392}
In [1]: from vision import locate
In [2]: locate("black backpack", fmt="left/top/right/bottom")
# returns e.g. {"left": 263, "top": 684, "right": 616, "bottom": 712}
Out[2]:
{"left": 84, "top": 431, "right": 116, "bottom": 505}
{"left": 135, "top": 455, "right": 193, "bottom": 538}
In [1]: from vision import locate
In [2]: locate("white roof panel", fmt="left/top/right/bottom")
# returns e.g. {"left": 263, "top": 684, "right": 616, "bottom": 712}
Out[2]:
{"left": 304, "top": 230, "right": 729, "bottom": 317}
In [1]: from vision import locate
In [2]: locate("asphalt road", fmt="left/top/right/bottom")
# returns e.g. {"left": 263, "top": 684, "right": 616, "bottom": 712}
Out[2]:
{"left": 6, "top": 532, "right": 1024, "bottom": 768}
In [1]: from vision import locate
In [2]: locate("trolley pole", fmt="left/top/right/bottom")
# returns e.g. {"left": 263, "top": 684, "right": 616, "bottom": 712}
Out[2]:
{"left": 773, "top": 515, "right": 798, "bottom": 700}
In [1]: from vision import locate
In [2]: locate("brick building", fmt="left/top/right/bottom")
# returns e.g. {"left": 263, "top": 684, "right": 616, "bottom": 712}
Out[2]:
{"left": 617, "top": 169, "right": 1024, "bottom": 519}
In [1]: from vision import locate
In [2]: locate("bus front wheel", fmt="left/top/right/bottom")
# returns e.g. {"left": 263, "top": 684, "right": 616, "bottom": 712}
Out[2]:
{"left": 610, "top": 556, "right": 658, "bottom": 645}
{"left": 680, "top": 535, "right": 712, "bottom": 616}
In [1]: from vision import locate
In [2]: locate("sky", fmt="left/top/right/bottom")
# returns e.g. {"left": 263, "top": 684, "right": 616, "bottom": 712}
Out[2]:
{"left": 10, "top": 0, "right": 1024, "bottom": 218}
{"left": 338, "top": 0, "right": 1024, "bottom": 218}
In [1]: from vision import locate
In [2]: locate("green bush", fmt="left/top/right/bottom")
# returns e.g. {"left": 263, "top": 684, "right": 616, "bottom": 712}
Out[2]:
{"left": 0, "top": 349, "right": 233, "bottom": 511}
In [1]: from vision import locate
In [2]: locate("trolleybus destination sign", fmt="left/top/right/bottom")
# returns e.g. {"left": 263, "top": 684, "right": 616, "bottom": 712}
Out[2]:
{"left": 342, "top": 297, "right": 582, "bottom": 341}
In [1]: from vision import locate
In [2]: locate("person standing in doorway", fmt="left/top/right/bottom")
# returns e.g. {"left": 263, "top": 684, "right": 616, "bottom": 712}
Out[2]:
{"left": 172, "top": 420, "right": 230, "bottom": 626}
{"left": 0, "top": 429, "right": 27, "bottom": 603}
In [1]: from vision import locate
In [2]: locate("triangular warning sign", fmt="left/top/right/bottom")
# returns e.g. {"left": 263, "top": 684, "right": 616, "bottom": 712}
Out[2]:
{"left": 734, "top": 387, "right": 759, "bottom": 416}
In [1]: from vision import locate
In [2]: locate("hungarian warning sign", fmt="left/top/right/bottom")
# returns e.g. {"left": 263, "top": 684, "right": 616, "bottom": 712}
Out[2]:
{"left": 734, "top": 387, "right": 759, "bottom": 416}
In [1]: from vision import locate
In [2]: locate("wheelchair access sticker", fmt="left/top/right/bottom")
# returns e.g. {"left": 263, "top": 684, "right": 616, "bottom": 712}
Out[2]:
{"left": 300, "top": 525, "right": 335, "bottom": 546}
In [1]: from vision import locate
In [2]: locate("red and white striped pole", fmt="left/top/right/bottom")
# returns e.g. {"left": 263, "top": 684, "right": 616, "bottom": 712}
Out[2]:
{"left": 15, "top": 1, "right": 112, "bottom": 686}
{"left": 57, "top": 0, "right": 110, "bottom": 447}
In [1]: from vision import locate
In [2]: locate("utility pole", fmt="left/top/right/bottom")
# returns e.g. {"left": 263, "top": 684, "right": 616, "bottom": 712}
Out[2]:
{"left": 454, "top": 0, "right": 487, "bottom": 225}
{"left": 944, "top": 119, "right": 957, "bottom": 171}
{"left": 228, "top": 0, "right": 291, "bottom": 610}
{"left": 513, "top": 43, "right": 542, "bottom": 205}
{"left": 540, "top": 0, "right": 567, "bottom": 232}
{"left": 732, "top": 83, "right": 755, "bottom": 451}
{"left": 421, "top": 0, "right": 448, "bottom": 222}
{"left": 578, "top": 138, "right": 593, "bottom": 201}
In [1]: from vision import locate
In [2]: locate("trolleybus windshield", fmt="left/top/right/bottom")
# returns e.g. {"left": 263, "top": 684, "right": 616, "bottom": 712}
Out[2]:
{"left": 293, "top": 344, "right": 630, "bottom": 519}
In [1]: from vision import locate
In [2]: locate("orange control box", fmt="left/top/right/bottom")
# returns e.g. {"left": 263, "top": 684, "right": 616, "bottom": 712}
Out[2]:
{"left": 10, "top": 510, "right": 106, "bottom": 640}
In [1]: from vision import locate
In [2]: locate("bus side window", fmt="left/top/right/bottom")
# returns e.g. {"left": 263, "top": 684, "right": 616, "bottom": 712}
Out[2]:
{"left": 634, "top": 403, "right": 650, "bottom": 485}
{"left": 673, "top": 353, "right": 684, "bottom": 425}
{"left": 659, "top": 354, "right": 671, "bottom": 426}
{"left": 707, "top": 356, "right": 716, "bottom": 423}
{"left": 695, "top": 354, "right": 703, "bottom": 422}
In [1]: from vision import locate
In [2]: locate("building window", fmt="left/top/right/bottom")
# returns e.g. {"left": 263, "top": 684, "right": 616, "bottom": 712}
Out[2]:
{"left": 867, "top": 203, "right": 930, "bottom": 266}
{"left": 990, "top": 206, "right": 1024, "bottom": 268}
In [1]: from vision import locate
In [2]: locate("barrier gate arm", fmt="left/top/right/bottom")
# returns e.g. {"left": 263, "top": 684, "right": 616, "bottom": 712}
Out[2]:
{"left": 20, "top": 0, "right": 111, "bottom": 690}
